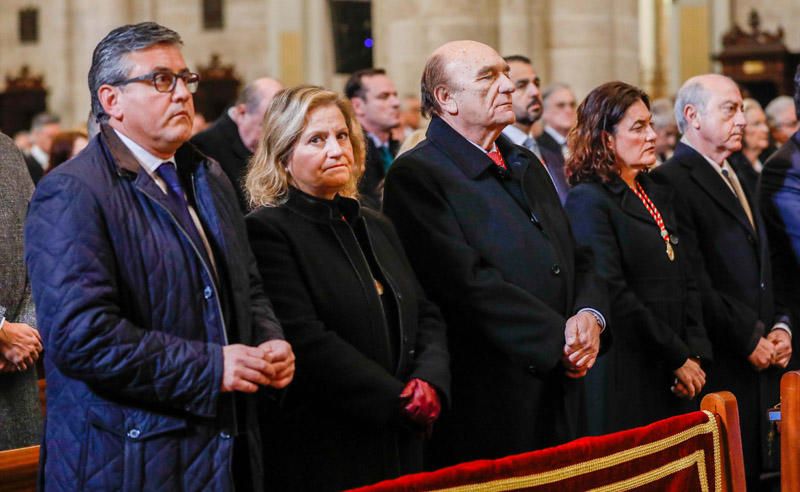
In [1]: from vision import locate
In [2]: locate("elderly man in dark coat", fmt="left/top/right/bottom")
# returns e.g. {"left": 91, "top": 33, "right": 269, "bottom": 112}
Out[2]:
{"left": 653, "top": 74, "right": 791, "bottom": 489}
{"left": 0, "top": 132, "right": 43, "bottom": 450}
{"left": 383, "top": 40, "right": 608, "bottom": 468}
{"left": 24, "top": 23, "right": 294, "bottom": 491}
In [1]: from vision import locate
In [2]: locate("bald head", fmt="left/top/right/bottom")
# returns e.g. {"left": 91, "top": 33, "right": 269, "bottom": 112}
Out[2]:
{"left": 233, "top": 77, "right": 284, "bottom": 151}
{"left": 675, "top": 73, "right": 745, "bottom": 163}
{"left": 420, "top": 40, "right": 515, "bottom": 146}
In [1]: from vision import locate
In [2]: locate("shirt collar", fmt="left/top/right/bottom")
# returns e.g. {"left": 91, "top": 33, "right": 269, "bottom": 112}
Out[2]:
{"left": 501, "top": 125, "right": 530, "bottom": 146}
{"left": 544, "top": 125, "right": 567, "bottom": 145}
{"left": 113, "top": 129, "right": 175, "bottom": 174}
{"left": 679, "top": 136, "right": 729, "bottom": 172}
{"left": 366, "top": 131, "right": 388, "bottom": 149}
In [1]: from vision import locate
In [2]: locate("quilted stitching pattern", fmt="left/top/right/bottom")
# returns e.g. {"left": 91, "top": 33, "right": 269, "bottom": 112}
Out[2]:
{"left": 23, "top": 138, "right": 267, "bottom": 491}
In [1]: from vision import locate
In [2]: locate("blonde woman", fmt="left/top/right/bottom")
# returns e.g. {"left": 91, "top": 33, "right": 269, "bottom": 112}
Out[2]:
{"left": 245, "top": 85, "right": 450, "bottom": 491}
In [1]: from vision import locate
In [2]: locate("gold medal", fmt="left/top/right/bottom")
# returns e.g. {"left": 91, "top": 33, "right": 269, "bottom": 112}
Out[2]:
{"left": 666, "top": 242, "right": 675, "bottom": 261}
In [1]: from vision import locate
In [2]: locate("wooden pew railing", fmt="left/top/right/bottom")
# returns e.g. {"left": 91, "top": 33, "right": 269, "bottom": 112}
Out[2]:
{"left": 351, "top": 392, "right": 745, "bottom": 492}
{"left": 782, "top": 370, "right": 800, "bottom": 491}
{"left": 0, "top": 445, "right": 39, "bottom": 492}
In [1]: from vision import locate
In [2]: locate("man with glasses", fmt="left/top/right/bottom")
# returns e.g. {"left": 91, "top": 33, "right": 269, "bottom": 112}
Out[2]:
{"left": 25, "top": 22, "right": 294, "bottom": 491}
{"left": 539, "top": 82, "right": 578, "bottom": 159}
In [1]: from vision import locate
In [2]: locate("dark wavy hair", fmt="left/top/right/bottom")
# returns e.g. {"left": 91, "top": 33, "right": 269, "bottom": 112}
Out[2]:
{"left": 566, "top": 81, "right": 650, "bottom": 185}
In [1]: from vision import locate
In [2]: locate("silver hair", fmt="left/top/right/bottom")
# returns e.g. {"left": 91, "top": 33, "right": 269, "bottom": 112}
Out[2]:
{"left": 88, "top": 22, "right": 183, "bottom": 123}
{"left": 764, "top": 95, "right": 794, "bottom": 127}
{"left": 674, "top": 81, "right": 710, "bottom": 133}
{"left": 542, "top": 82, "right": 573, "bottom": 105}
{"left": 650, "top": 98, "right": 675, "bottom": 130}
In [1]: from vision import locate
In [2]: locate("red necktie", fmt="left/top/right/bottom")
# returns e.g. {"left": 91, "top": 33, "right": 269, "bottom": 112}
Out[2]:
{"left": 487, "top": 149, "right": 507, "bottom": 170}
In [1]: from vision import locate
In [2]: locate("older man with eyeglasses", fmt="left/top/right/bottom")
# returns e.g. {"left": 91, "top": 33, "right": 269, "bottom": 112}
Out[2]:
{"left": 24, "top": 22, "right": 294, "bottom": 491}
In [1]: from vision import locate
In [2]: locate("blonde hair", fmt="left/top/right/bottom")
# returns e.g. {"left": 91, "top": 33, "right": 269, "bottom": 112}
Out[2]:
{"left": 246, "top": 85, "right": 366, "bottom": 208}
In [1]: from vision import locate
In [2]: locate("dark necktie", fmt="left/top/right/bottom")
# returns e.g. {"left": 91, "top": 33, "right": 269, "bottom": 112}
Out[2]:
{"left": 156, "top": 162, "right": 215, "bottom": 272}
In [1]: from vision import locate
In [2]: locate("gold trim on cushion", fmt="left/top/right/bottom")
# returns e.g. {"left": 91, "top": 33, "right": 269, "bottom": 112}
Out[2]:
{"left": 431, "top": 413, "right": 720, "bottom": 492}
{"left": 587, "top": 450, "right": 708, "bottom": 492}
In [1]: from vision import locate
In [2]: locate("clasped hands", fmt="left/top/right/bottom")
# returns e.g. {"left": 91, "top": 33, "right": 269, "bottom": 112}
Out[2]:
{"left": 748, "top": 330, "right": 792, "bottom": 371}
{"left": 400, "top": 378, "right": 441, "bottom": 436}
{"left": 561, "top": 311, "right": 602, "bottom": 379}
{"left": 221, "top": 339, "right": 295, "bottom": 393}
{"left": 0, "top": 322, "right": 43, "bottom": 373}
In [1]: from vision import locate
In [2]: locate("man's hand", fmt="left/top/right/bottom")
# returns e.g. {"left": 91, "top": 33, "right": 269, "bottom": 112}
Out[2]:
{"left": 747, "top": 337, "right": 776, "bottom": 371}
{"left": 768, "top": 330, "right": 792, "bottom": 368}
{"left": 0, "top": 322, "right": 43, "bottom": 371}
{"left": 672, "top": 358, "right": 705, "bottom": 399}
{"left": 221, "top": 344, "right": 276, "bottom": 393}
{"left": 562, "top": 312, "right": 601, "bottom": 378}
{"left": 258, "top": 339, "right": 295, "bottom": 389}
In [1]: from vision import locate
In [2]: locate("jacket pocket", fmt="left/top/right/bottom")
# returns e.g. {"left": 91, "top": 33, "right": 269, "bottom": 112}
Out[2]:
{"left": 80, "top": 405, "right": 188, "bottom": 491}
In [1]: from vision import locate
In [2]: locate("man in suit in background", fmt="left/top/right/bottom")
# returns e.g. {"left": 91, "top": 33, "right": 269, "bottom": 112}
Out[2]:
{"left": 23, "top": 112, "right": 61, "bottom": 185}
{"left": 759, "top": 65, "right": 800, "bottom": 373}
{"left": 345, "top": 68, "right": 401, "bottom": 210}
{"left": 383, "top": 40, "right": 607, "bottom": 468}
{"left": 539, "top": 82, "right": 577, "bottom": 159}
{"left": 192, "top": 77, "right": 283, "bottom": 212}
{"left": 501, "top": 54, "right": 569, "bottom": 203}
{"left": 654, "top": 74, "right": 791, "bottom": 490}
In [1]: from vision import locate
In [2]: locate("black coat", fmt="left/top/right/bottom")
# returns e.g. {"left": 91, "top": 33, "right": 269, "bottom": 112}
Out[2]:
{"left": 537, "top": 129, "right": 566, "bottom": 158}
{"left": 191, "top": 112, "right": 251, "bottom": 212}
{"left": 759, "top": 132, "right": 800, "bottom": 370}
{"left": 383, "top": 117, "right": 607, "bottom": 467}
{"left": 652, "top": 142, "right": 790, "bottom": 481}
{"left": 23, "top": 154, "right": 43, "bottom": 185}
{"left": 565, "top": 175, "right": 712, "bottom": 434}
{"left": 246, "top": 188, "right": 450, "bottom": 491}
{"left": 358, "top": 136, "right": 400, "bottom": 211}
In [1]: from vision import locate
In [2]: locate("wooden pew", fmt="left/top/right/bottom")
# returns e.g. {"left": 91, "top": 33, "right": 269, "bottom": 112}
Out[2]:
{"left": 0, "top": 445, "right": 39, "bottom": 492}
{"left": 351, "top": 392, "right": 745, "bottom": 491}
{"left": 782, "top": 370, "right": 800, "bottom": 492}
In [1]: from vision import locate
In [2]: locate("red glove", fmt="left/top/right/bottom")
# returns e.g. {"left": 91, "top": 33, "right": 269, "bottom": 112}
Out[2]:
{"left": 400, "top": 378, "right": 441, "bottom": 433}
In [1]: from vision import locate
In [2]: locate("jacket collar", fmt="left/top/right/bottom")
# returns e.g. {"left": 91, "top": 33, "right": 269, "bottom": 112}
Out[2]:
{"left": 101, "top": 123, "right": 205, "bottom": 179}
{"left": 426, "top": 116, "right": 523, "bottom": 179}
{"left": 285, "top": 186, "right": 362, "bottom": 224}
{"left": 602, "top": 172, "right": 674, "bottom": 226}
{"left": 672, "top": 141, "right": 755, "bottom": 234}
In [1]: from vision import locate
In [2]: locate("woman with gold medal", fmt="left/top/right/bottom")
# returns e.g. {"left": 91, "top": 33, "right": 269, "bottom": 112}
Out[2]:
{"left": 563, "top": 81, "right": 712, "bottom": 434}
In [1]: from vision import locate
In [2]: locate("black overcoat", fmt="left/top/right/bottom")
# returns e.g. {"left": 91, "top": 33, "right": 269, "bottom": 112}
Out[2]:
{"left": 652, "top": 141, "right": 790, "bottom": 482}
{"left": 192, "top": 112, "right": 252, "bottom": 212}
{"left": 383, "top": 117, "right": 607, "bottom": 467}
{"left": 565, "top": 174, "right": 712, "bottom": 434}
{"left": 246, "top": 188, "right": 450, "bottom": 491}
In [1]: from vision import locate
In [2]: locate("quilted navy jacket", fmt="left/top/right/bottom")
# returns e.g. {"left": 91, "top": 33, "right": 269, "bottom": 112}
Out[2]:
{"left": 24, "top": 125, "right": 284, "bottom": 491}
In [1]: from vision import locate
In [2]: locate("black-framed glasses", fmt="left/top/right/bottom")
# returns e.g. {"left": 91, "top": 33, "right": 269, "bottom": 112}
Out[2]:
{"left": 113, "top": 70, "right": 200, "bottom": 94}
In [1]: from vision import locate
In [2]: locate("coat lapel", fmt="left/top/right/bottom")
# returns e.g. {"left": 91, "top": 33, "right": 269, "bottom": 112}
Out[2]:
{"left": 675, "top": 143, "right": 755, "bottom": 234}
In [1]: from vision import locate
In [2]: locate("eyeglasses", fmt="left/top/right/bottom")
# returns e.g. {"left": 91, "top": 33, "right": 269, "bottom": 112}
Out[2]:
{"left": 554, "top": 101, "right": 577, "bottom": 110}
{"left": 113, "top": 70, "right": 200, "bottom": 94}
{"left": 776, "top": 120, "right": 799, "bottom": 129}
